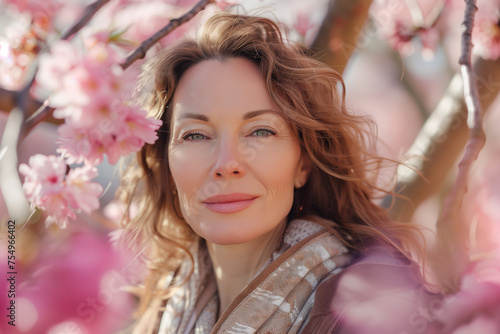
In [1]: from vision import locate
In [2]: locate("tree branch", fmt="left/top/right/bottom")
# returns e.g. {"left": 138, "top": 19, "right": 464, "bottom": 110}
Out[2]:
{"left": 381, "top": 57, "right": 500, "bottom": 221}
{"left": 119, "top": 0, "right": 215, "bottom": 70}
{"left": 310, "top": 0, "right": 373, "bottom": 74}
{"left": 437, "top": 0, "right": 485, "bottom": 277}
{"left": 0, "top": 87, "right": 43, "bottom": 115}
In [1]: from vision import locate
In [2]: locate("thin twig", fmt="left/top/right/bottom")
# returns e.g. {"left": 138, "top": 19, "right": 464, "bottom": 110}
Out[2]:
{"left": 22, "top": 103, "right": 57, "bottom": 141}
{"left": 120, "top": 0, "right": 215, "bottom": 70}
{"left": 440, "top": 0, "right": 484, "bottom": 223}
{"left": 437, "top": 0, "right": 486, "bottom": 282}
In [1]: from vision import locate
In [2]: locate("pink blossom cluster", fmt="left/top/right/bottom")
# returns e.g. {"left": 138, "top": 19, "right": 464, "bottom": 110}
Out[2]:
{"left": 382, "top": 21, "right": 439, "bottom": 58}
{"left": 20, "top": 35, "right": 162, "bottom": 226}
{"left": 19, "top": 154, "right": 104, "bottom": 228}
{"left": 56, "top": 101, "right": 162, "bottom": 165}
{"left": 371, "top": 0, "right": 500, "bottom": 61}
{"left": 370, "top": 0, "right": 441, "bottom": 58}
{"left": 37, "top": 38, "right": 162, "bottom": 165}
{"left": 2, "top": 0, "right": 65, "bottom": 23}
{"left": 0, "top": 230, "right": 134, "bottom": 334}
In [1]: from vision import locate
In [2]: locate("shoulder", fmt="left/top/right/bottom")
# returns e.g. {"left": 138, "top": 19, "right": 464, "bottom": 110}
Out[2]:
{"left": 302, "top": 244, "right": 440, "bottom": 334}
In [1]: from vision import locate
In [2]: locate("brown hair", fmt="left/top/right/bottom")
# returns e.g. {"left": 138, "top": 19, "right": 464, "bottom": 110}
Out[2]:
{"left": 118, "top": 12, "right": 426, "bottom": 329}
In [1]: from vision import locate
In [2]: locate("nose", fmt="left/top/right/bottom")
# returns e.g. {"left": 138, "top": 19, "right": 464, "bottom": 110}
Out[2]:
{"left": 211, "top": 137, "right": 246, "bottom": 178}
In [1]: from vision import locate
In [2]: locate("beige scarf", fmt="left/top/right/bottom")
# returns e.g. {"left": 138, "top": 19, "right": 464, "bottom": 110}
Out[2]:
{"left": 157, "top": 219, "right": 353, "bottom": 334}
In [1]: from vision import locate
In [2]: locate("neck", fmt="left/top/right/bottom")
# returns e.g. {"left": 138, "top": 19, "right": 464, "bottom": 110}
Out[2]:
{"left": 206, "top": 220, "right": 286, "bottom": 317}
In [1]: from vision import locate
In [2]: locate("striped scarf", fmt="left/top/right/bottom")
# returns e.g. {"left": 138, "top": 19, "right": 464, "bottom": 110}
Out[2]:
{"left": 157, "top": 219, "right": 352, "bottom": 334}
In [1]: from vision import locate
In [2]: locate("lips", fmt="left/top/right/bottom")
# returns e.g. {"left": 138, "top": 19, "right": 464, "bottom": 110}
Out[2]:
{"left": 202, "top": 193, "right": 257, "bottom": 213}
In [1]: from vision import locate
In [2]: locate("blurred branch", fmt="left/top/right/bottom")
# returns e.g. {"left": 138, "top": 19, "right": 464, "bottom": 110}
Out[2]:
{"left": 0, "top": 87, "right": 43, "bottom": 115}
{"left": 381, "top": 57, "right": 500, "bottom": 221}
{"left": 120, "top": 0, "right": 215, "bottom": 70}
{"left": 0, "top": 83, "right": 32, "bottom": 222}
{"left": 60, "top": 0, "right": 112, "bottom": 40}
{"left": 310, "top": 0, "right": 372, "bottom": 74}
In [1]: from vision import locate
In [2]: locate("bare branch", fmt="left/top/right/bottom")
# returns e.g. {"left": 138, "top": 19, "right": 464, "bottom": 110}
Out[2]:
{"left": 310, "top": 0, "right": 372, "bottom": 74}
{"left": 437, "top": 0, "right": 485, "bottom": 276}
{"left": 120, "top": 0, "right": 215, "bottom": 70}
{"left": 60, "top": 0, "right": 112, "bottom": 40}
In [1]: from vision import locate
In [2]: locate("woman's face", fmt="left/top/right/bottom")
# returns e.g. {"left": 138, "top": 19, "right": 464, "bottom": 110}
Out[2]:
{"left": 168, "top": 58, "right": 310, "bottom": 245}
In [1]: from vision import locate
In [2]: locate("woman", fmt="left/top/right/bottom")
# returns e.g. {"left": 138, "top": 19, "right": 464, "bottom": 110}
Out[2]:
{"left": 120, "top": 12, "right": 436, "bottom": 333}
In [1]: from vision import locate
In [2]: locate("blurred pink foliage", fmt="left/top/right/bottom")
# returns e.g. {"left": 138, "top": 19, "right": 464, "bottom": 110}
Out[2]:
{"left": 371, "top": 0, "right": 500, "bottom": 61}
{"left": 427, "top": 259, "right": 500, "bottom": 333}
{"left": 104, "top": 200, "right": 139, "bottom": 224}
{"left": 370, "top": 0, "right": 443, "bottom": 57}
{"left": 0, "top": 228, "right": 135, "bottom": 334}
{"left": 474, "top": 14, "right": 500, "bottom": 60}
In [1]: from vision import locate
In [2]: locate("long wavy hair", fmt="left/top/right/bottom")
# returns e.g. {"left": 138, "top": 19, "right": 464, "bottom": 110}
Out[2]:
{"left": 118, "top": 12, "right": 427, "bottom": 330}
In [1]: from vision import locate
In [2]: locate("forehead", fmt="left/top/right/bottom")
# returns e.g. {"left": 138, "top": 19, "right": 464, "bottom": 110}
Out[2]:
{"left": 171, "top": 58, "right": 276, "bottom": 118}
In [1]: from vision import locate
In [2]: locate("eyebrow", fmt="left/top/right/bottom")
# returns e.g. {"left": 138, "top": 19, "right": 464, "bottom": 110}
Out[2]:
{"left": 177, "top": 109, "right": 281, "bottom": 122}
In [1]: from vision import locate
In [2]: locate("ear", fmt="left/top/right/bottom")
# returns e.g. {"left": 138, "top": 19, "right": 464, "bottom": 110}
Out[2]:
{"left": 294, "top": 152, "right": 312, "bottom": 189}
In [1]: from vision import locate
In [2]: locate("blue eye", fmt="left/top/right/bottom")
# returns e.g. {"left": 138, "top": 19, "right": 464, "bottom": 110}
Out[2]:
{"left": 252, "top": 128, "right": 276, "bottom": 137}
{"left": 183, "top": 132, "right": 207, "bottom": 141}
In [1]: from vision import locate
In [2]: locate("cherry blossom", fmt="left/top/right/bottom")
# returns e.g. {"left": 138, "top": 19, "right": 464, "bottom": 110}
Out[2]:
{"left": 36, "top": 40, "right": 81, "bottom": 93}
{"left": 19, "top": 154, "right": 67, "bottom": 208}
{"left": 65, "top": 164, "right": 104, "bottom": 214}
{"left": 19, "top": 154, "right": 103, "bottom": 228}
{"left": 9, "top": 230, "right": 134, "bottom": 334}
{"left": 57, "top": 103, "right": 162, "bottom": 165}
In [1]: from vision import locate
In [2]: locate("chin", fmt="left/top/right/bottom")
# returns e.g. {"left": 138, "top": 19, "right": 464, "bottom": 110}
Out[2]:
{"left": 201, "top": 230, "right": 256, "bottom": 245}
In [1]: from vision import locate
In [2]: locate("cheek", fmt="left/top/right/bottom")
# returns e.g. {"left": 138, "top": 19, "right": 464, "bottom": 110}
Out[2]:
{"left": 252, "top": 141, "right": 301, "bottom": 199}
{"left": 168, "top": 147, "right": 205, "bottom": 210}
